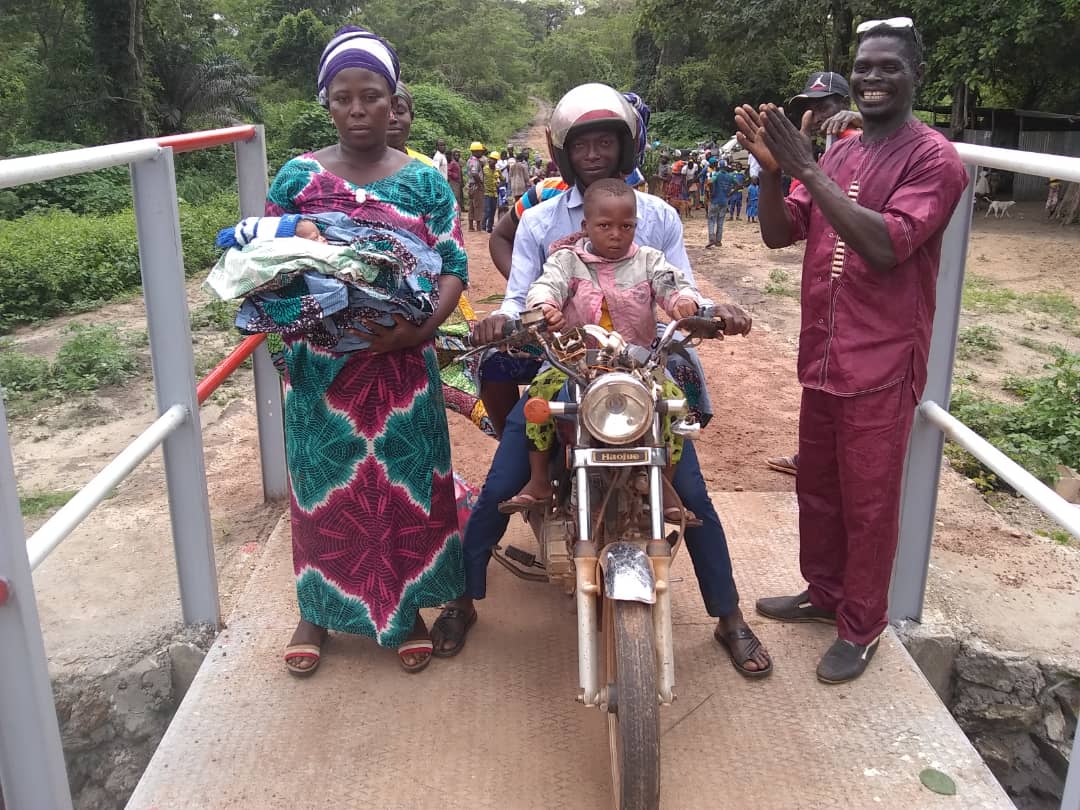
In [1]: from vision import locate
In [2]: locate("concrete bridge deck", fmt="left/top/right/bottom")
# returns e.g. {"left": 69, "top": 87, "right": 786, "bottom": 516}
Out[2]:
{"left": 127, "top": 492, "right": 1014, "bottom": 809}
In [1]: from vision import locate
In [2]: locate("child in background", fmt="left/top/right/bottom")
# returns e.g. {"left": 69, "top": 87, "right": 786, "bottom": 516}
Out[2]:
{"left": 727, "top": 175, "right": 744, "bottom": 221}
{"left": 496, "top": 182, "right": 510, "bottom": 221}
{"left": 498, "top": 178, "right": 704, "bottom": 526}
{"left": 745, "top": 177, "right": 760, "bottom": 224}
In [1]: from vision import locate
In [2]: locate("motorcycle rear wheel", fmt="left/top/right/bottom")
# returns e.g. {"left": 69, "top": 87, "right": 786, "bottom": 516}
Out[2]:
{"left": 604, "top": 599, "right": 660, "bottom": 810}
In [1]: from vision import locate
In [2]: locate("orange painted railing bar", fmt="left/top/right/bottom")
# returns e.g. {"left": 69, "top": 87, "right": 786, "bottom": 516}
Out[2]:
{"left": 158, "top": 125, "right": 257, "bottom": 154}
{"left": 196, "top": 334, "right": 266, "bottom": 405}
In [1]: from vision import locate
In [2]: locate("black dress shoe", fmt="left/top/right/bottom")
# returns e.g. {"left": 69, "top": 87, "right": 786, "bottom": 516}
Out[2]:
{"left": 816, "top": 636, "right": 881, "bottom": 684}
{"left": 755, "top": 590, "right": 836, "bottom": 624}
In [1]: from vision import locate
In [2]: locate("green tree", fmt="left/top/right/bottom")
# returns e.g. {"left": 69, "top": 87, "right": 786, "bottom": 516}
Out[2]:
{"left": 84, "top": 0, "right": 152, "bottom": 139}
{"left": 536, "top": 3, "right": 635, "bottom": 98}
{"left": 260, "top": 10, "right": 333, "bottom": 94}
{"left": 153, "top": 53, "right": 260, "bottom": 133}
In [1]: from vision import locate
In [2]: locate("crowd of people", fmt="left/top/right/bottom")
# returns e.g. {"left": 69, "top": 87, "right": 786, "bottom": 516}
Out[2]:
{"left": 212, "top": 15, "right": 967, "bottom": 687}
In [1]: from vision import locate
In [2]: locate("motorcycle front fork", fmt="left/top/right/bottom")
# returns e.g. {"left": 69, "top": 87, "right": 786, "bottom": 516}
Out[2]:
{"left": 573, "top": 464, "right": 676, "bottom": 708}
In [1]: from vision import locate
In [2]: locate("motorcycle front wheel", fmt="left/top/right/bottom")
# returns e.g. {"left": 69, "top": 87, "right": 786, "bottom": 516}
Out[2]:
{"left": 604, "top": 599, "right": 660, "bottom": 810}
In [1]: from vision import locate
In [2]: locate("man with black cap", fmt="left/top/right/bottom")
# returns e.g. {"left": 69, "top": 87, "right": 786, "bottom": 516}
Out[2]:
{"left": 787, "top": 71, "right": 856, "bottom": 141}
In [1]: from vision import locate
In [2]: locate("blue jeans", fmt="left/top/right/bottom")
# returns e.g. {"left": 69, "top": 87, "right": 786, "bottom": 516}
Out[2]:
{"left": 707, "top": 202, "right": 726, "bottom": 244}
{"left": 462, "top": 394, "right": 739, "bottom": 617}
{"left": 482, "top": 196, "right": 497, "bottom": 232}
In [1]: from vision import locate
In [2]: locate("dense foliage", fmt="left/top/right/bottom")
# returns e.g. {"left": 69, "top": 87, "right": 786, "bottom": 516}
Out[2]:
{"left": 0, "top": 195, "right": 237, "bottom": 329}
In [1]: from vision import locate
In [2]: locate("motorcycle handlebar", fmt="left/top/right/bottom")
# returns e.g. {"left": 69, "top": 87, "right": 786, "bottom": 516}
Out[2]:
{"left": 674, "top": 315, "right": 727, "bottom": 340}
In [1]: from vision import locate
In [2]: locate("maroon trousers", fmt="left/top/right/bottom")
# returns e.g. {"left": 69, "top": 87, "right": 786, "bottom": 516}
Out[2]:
{"left": 797, "top": 382, "right": 917, "bottom": 645}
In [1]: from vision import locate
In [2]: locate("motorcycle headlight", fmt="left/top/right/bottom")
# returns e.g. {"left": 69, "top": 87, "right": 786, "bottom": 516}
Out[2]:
{"left": 579, "top": 373, "right": 654, "bottom": 445}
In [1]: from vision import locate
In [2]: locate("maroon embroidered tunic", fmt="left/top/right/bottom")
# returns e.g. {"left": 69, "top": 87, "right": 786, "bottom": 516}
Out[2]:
{"left": 778, "top": 120, "right": 968, "bottom": 645}
{"left": 781, "top": 121, "right": 968, "bottom": 398}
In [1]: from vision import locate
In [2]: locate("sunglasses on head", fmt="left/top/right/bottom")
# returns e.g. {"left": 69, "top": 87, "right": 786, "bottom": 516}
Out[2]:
{"left": 856, "top": 16, "right": 913, "bottom": 34}
{"left": 856, "top": 16, "right": 923, "bottom": 48}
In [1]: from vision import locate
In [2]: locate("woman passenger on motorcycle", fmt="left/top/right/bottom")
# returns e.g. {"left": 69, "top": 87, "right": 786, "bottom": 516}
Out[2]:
{"left": 498, "top": 178, "right": 703, "bottom": 526}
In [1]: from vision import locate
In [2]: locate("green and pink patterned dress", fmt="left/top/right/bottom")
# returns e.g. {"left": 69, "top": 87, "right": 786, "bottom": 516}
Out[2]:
{"left": 265, "top": 155, "right": 466, "bottom": 648}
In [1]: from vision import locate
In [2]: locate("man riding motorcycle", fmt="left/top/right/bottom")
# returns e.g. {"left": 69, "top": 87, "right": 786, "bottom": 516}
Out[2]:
{"left": 431, "top": 83, "right": 772, "bottom": 679}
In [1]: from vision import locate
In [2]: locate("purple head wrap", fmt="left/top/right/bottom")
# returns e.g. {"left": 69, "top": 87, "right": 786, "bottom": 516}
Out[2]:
{"left": 317, "top": 26, "right": 400, "bottom": 106}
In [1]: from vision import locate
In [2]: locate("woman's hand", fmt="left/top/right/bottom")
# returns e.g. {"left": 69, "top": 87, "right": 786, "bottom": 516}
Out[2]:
{"left": 541, "top": 304, "right": 566, "bottom": 332}
{"left": 358, "top": 315, "right": 426, "bottom": 354}
{"left": 671, "top": 295, "right": 700, "bottom": 319}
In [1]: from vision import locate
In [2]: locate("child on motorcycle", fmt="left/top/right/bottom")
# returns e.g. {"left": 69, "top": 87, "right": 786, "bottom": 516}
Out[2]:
{"left": 498, "top": 178, "right": 704, "bottom": 525}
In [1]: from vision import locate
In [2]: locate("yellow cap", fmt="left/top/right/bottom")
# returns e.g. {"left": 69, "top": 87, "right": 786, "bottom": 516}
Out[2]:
{"left": 470, "top": 141, "right": 485, "bottom": 152}
{"left": 488, "top": 151, "right": 501, "bottom": 159}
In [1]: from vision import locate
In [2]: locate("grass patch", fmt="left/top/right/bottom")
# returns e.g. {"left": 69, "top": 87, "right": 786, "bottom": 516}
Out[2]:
{"left": 948, "top": 347, "right": 1080, "bottom": 490}
{"left": 1036, "top": 528, "right": 1075, "bottom": 547}
{"left": 0, "top": 343, "right": 51, "bottom": 396}
{"left": 1015, "top": 336, "right": 1059, "bottom": 355}
{"left": 1001, "top": 373, "right": 1037, "bottom": 399}
{"left": 954, "top": 367, "right": 980, "bottom": 384}
{"left": 1025, "top": 291, "right": 1078, "bottom": 321}
{"left": 956, "top": 324, "right": 1001, "bottom": 360}
{"left": 764, "top": 268, "right": 799, "bottom": 298}
{"left": 52, "top": 324, "right": 141, "bottom": 392}
{"left": 962, "top": 275, "right": 1017, "bottom": 313}
{"left": 19, "top": 489, "right": 76, "bottom": 516}
{"left": 962, "top": 275, "right": 1078, "bottom": 323}
{"left": 191, "top": 299, "right": 237, "bottom": 332}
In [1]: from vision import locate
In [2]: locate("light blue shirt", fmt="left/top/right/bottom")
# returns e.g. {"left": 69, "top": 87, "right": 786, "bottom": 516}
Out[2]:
{"left": 498, "top": 185, "right": 697, "bottom": 317}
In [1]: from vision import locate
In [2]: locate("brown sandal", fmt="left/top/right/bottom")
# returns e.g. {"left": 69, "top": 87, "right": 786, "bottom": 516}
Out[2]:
{"left": 714, "top": 625, "right": 773, "bottom": 679}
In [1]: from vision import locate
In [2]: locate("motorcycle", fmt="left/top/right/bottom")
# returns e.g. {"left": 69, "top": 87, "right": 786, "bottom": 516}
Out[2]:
{"left": 459, "top": 307, "right": 734, "bottom": 810}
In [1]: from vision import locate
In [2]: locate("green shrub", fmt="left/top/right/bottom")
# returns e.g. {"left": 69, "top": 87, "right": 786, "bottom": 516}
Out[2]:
{"left": 52, "top": 324, "right": 140, "bottom": 392}
{"left": 191, "top": 299, "right": 237, "bottom": 331}
{"left": 283, "top": 102, "right": 338, "bottom": 153}
{"left": 0, "top": 193, "right": 237, "bottom": 329}
{"left": 1, "top": 141, "right": 132, "bottom": 219}
{"left": 0, "top": 344, "right": 51, "bottom": 395}
{"left": 948, "top": 348, "right": 1080, "bottom": 489}
{"left": 764, "top": 268, "right": 798, "bottom": 298}
{"left": 956, "top": 324, "right": 1001, "bottom": 359}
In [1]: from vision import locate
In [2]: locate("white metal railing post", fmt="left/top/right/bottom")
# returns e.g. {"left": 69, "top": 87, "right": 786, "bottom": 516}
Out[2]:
{"left": 889, "top": 166, "right": 977, "bottom": 622}
{"left": 130, "top": 149, "right": 220, "bottom": 626}
{"left": 234, "top": 126, "right": 288, "bottom": 501}
{"left": 0, "top": 395, "right": 74, "bottom": 809}
{"left": 1063, "top": 720, "right": 1080, "bottom": 810}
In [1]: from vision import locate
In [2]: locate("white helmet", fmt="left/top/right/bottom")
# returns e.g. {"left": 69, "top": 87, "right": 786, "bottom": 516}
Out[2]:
{"left": 546, "top": 83, "right": 638, "bottom": 185}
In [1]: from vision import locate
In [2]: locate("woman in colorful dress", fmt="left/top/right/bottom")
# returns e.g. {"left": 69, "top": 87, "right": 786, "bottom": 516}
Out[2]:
{"left": 269, "top": 26, "right": 466, "bottom": 675}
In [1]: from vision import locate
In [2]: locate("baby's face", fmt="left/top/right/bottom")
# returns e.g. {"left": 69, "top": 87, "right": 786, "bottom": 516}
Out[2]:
{"left": 295, "top": 220, "right": 327, "bottom": 243}
{"left": 583, "top": 194, "right": 637, "bottom": 260}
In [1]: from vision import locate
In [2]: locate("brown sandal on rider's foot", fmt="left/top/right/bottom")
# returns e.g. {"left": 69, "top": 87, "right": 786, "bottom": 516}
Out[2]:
{"left": 714, "top": 625, "right": 773, "bottom": 679}
{"left": 431, "top": 606, "right": 477, "bottom": 658}
{"left": 663, "top": 506, "right": 703, "bottom": 528}
{"left": 498, "top": 492, "right": 549, "bottom": 515}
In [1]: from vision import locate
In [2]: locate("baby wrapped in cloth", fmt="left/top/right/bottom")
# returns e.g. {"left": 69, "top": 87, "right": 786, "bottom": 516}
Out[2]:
{"left": 205, "top": 212, "right": 441, "bottom": 352}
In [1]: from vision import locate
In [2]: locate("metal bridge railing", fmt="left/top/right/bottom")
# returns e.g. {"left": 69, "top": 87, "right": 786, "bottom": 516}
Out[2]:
{"left": 887, "top": 142, "right": 1080, "bottom": 810}
{"left": 0, "top": 126, "right": 282, "bottom": 810}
